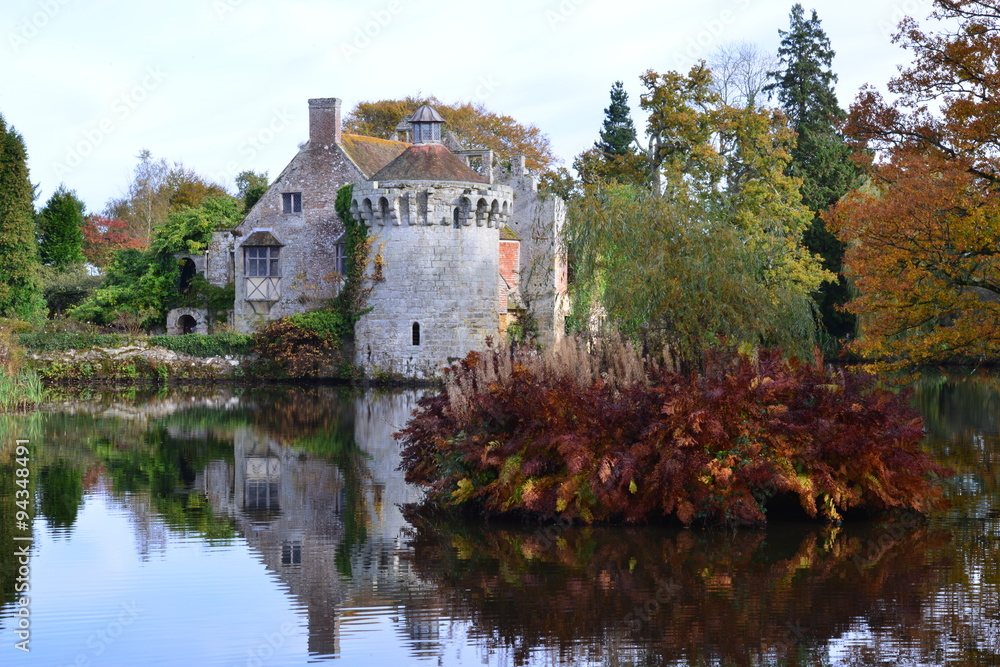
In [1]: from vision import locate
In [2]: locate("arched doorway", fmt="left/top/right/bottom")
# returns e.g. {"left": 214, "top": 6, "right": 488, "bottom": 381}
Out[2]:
{"left": 178, "top": 314, "right": 197, "bottom": 335}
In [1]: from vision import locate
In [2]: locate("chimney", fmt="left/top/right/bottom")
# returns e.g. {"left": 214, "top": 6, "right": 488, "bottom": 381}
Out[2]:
{"left": 308, "top": 98, "right": 341, "bottom": 147}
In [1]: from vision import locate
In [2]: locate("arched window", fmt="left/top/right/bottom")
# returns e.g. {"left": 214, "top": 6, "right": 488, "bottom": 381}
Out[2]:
{"left": 412, "top": 322, "right": 421, "bottom": 346}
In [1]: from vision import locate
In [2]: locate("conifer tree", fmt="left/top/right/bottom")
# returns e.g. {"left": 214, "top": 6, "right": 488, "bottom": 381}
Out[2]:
{"left": 767, "top": 4, "right": 859, "bottom": 341}
{"left": 595, "top": 81, "right": 637, "bottom": 157}
{"left": 574, "top": 82, "right": 647, "bottom": 186}
{"left": 0, "top": 114, "right": 44, "bottom": 320}
{"left": 38, "top": 184, "right": 86, "bottom": 269}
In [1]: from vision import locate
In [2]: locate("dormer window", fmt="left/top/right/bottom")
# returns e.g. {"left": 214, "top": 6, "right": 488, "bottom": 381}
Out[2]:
{"left": 282, "top": 192, "right": 302, "bottom": 214}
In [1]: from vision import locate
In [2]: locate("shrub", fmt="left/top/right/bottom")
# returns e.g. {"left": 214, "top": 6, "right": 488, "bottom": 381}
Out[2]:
{"left": 397, "top": 336, "right": 952, "bottom": 526}
{"left": 149, "top": 333, "right": 251, "bottom": 357}
{"left": 250, "top": 317, "right": 341, "bottom": 378}
{"left": 287, "top": 309, "right": 349, "bottom": 343}
{"left": 0, "top": 325, "right": 44, "bottom": 412}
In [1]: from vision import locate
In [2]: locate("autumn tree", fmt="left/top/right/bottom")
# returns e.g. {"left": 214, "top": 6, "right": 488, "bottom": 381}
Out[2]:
{"left": 569, "top": 66, "right": 830, "bottom": 365}
{"left": 568, "top": 185, "right": 820, "bottom": 368}
{"left": 343, "top": 97, "right": 558, "bottom": 175}
{"left": 767, "top": 4, "right": 859, "bottom": 341}
{"left": 72, "top": 195, "right": 241, "bottom": 328}
{"left": 0, "top": 113, "right": 44, "bottom": 321}
{"left": 105, "top": 150, "right": 233, "bottom": 243}
{"left": 81, "top": 215, "right": 147, "bottom": 267}
{"left": 826, "top": 0, "right": 1000, "bottom": 367}
{"left": 37, "top": 185, "right": 86, "bottom": 269}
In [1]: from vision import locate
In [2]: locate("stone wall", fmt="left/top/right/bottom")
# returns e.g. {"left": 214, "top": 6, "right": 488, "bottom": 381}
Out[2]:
{"left": 500, "top": 158, "right": 568, "bottom": 349}
{"left": 352, "top": 179, "right": 512, "bottom": 378}
{"left": 232, "top": 138, "right": 362, "bottom": 333}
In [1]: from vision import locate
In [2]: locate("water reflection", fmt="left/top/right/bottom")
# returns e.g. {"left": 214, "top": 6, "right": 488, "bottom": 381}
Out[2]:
{"left": 0, "top": 380, "right": 997, "bottom": 665}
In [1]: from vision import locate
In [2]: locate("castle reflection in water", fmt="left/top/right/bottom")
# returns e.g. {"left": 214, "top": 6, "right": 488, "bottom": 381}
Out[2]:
{"left": 177, "top": 390, "right": 441, "bottom": 660}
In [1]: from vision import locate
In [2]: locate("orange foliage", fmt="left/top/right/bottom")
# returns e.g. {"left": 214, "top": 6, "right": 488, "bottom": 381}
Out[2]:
{"left": 826, "top": 1, "right": 1000, "bottom": 368}
{"left": 397, "top": 343, "right": 951, "bottom": 526}
{"left": 81, "top": 215, "right": 147, "bottom": 267}
{"left": 343, "top": 96, "right": 557, "bottom": 174}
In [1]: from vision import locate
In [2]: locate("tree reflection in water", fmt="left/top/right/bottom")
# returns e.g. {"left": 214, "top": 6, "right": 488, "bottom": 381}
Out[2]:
{"left": 1, "top": 381, "right": 999, "bottom": 665}
{"left": 401, "top": 510, "right": 966, "bottom": 665}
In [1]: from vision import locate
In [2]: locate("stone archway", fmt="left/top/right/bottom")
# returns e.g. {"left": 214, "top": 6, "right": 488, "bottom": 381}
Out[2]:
{"left": 178, "top": 314, "right": 197, "bottom": 335}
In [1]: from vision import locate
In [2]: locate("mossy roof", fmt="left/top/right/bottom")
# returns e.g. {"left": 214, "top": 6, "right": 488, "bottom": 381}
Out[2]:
{"left": 340, "top": 134, "right": 410, "bottom": 178}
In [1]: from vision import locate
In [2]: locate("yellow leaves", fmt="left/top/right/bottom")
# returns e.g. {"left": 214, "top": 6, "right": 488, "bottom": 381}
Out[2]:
{"left": 629, "top": 478, "right": 638, "bottom": 495}
{"left": 451, "top": 478, "right": 476, "bottom": 504}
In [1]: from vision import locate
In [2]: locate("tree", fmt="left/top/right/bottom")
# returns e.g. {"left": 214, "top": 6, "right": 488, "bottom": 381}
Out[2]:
{"left": 343, "top": 97, "right": 558, "bottom": 174}
{"left": 639, "top": 64, "right": 723, "bottom": 197}
{"left": 573, "top": 82, "right": 649, "bottom": 187}
{"left": 0, "top": 113, "right": 44, "bottom": 321}
{"left": 235, "top": 170, "right": 268, "bottom": 214}
{"left": 81, "top": 215, "right": 147, "bottom": 268}
{"left": 596, "top": 81, "right": 638, "bottom": 157}
{"left": 105, "top": 150, "right": 233, "bottom": 244}
{"left": 568, "top": 185, "right": 820, "bottom": 369}
{"left": 71, "top": 195, "right": 241, "bottom": 328}
{"left": 37, "top": 185, "right": 86, "bottom": 269}
{"left": 710, "top": 41, "right": 778, "bottom": 109}
{"left": 826, "top": 0, "right": 1000, "bottom": 367}
{"left": 767, "top": 4, "right": 859, "bottom": 341}
{"left": 568, "top": 66, "right": 831, "bottom": 366}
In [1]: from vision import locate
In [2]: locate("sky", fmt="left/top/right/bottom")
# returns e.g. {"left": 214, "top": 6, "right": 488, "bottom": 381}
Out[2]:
{"left": 1, "top": 0, "right": 934, "bottom": 214}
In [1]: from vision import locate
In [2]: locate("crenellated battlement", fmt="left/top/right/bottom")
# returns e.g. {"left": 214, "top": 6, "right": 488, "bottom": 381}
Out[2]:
{"left": 351, "top": 181, "right": 514, "bottom": 229}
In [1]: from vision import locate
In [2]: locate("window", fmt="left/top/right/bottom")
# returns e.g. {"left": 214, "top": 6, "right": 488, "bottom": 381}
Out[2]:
{"left": 412, "top": 322, "right": 420, "bottom": 346}
{"left": 282, "top": 192, "right": 302, "bottom": 214}
{"left": 334, "top": 243, "right": 347, "bottom": 277}
{"left": 245, "top": 247, "right": 280, "bottom": 277}
{"left": 281, "top": 542, "right": 302, "bottom": 566}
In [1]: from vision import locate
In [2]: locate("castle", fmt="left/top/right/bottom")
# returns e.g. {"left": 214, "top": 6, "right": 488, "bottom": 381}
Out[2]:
{"left": 168, "top": 98, "right": 567, "bottom": 378}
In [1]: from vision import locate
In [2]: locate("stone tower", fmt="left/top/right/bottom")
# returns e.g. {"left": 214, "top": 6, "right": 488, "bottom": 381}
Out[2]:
{"left": 351, "top": 106, "right": 514, "bottom": 378}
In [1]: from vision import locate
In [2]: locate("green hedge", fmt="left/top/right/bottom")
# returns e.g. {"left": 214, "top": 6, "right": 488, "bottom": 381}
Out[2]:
{"left": 20, "top": 333, "right": 252, "bottom": 358}
{"left": 19, "top": 333, "right": 130, "bottom": 352}
{"left": 149, "top": 334, "right": 251, "bottom": 357}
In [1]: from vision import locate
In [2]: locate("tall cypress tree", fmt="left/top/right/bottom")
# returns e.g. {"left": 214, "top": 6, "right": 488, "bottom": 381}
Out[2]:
{"left": 38, "top": 184, "right": 86, "bottom": 269}
{"left": 595, "top": 81, "right": 638, "bottom": 157}
{"left": 767, "top": 4, "right": 859, "bottom": 341}
{"left": 0, "top": 114, "right": 44, "bottom": 320}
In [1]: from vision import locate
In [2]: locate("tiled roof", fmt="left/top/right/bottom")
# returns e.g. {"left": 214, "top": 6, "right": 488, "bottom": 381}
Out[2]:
{"left": 340, "top": 134, "right": 410, "bottom": 178}
{"left": 370, "top": 143, "right": 488, "bottom": 184}
{"left": 500, "top": 225, "right": 520, "bottom": 241}
{"left": 240, "top": 230, "right": 283, "bottom": 247}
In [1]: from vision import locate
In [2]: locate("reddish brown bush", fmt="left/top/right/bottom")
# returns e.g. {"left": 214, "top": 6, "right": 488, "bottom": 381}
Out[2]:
{"left": 396, "top": 338, "right": 952, "bottom": 526}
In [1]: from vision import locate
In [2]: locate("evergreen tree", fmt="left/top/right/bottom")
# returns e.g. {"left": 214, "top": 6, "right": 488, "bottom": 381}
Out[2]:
{"left": 574, "top": 82, "right": 647, "bottom": 187}
{"left": 595, "top": 81, "right": 637, "bottom": 157}
{"left": 0, "top": 114, "right": 44, "bottom": 320}
{"left": 38, "top": 184, "right": 86, "bottom": 269}
{"left": 767, "top": 4, "right": 859, "bottom": 342}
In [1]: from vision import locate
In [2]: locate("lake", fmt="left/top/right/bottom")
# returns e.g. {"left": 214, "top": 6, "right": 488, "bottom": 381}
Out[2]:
{"left": 0, "top": 376, "right": 998, "bottom": 666}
